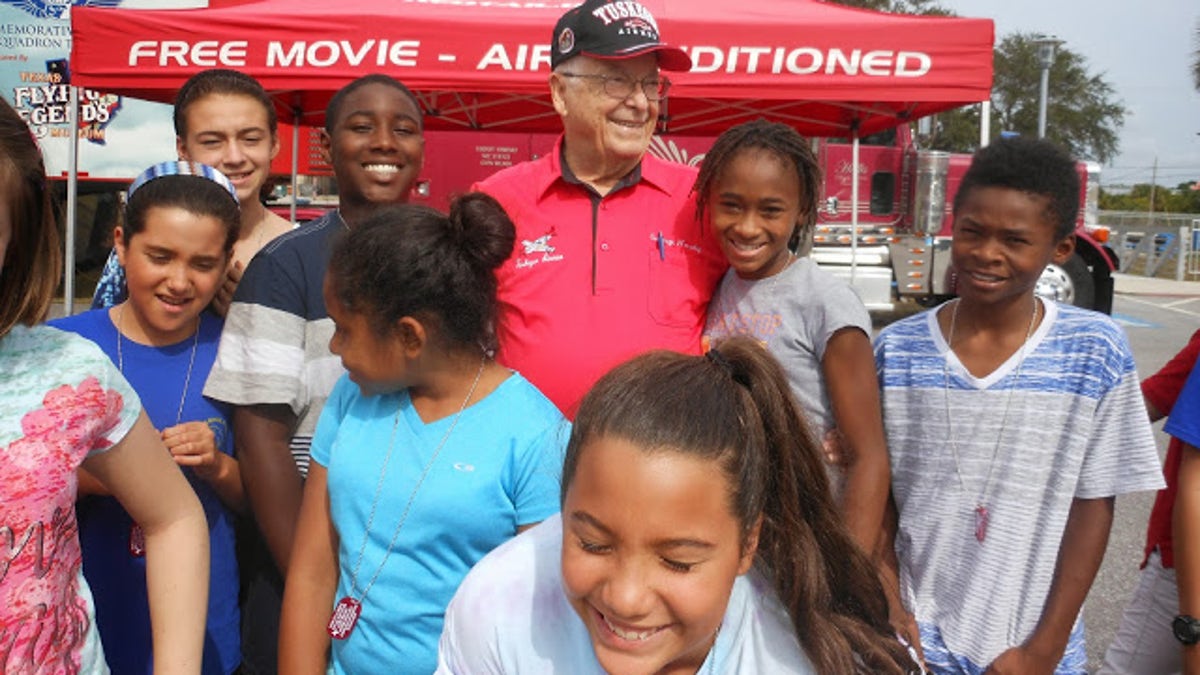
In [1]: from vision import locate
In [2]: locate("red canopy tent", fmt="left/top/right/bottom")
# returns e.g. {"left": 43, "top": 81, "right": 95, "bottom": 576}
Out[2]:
{"left": 62, "top": 0, "right": 993, "bottom": 310}
{"left": 71, "top": 0, "right": 994, "bottom": 138}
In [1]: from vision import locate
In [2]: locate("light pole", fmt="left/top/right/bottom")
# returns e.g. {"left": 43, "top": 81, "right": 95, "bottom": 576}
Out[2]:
{"left": 1034, "top": 35, "right": 1064, "bottom": 139}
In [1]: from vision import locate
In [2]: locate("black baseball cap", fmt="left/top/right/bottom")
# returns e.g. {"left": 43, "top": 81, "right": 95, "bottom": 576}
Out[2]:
{"left": 551, "top": 0, "right": 692, "bottom": 72}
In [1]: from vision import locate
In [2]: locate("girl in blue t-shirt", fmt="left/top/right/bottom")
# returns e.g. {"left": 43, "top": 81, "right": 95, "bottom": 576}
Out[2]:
{"left": 51, "top": 160, "right": 245, "bottom": 674}
{"left": 280, "top": 193, "right": 567, "bottom": 675}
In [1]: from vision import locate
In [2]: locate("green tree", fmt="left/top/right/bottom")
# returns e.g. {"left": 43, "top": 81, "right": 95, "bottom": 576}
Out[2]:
{"left": 985, "top": 33, "right": 1125, "bottom": 163}
{"left": 828, "top": 2, "right": 1127, "bottom": 163}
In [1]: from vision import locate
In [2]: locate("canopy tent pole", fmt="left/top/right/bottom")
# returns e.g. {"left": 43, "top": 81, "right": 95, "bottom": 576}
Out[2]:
{"left": 980, "top": 100, "right": 991, "bottom": 147}
{"left": 63, "top": 84, "right": 80, "bottom": 316}
{"left": 290, "top": 108, "right": 300, "bottom": 224}
{"left": 849, "top": 125, "right": 860, "bottom": 285}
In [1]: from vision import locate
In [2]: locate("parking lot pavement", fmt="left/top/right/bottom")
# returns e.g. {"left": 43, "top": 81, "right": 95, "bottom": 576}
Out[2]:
{"left": 1115, "top": 272, "right": 1200, "bottom": 298}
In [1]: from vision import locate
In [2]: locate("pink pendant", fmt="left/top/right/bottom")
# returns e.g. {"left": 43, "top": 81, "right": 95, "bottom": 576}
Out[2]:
{"left": 974, "top": 505, "right": 989, "bottom": 543}
{"left": 129, "top": 523, "right": 146, "bottom": 558}
{"left": 328, "top": 597, "right": 362, "bottom": 640}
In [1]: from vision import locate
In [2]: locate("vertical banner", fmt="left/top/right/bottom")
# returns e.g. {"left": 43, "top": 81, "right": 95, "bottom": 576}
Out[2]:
{"left": 0, "top": 0, "right": 196, "bottom": 179}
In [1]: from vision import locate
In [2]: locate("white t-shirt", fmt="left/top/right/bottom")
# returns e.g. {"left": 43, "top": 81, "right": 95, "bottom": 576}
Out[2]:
{"left": 435, "top": 514, "right": 816, "bottom": 674}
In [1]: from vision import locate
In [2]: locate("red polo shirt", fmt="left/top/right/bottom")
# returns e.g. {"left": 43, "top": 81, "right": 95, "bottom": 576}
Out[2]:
{"left": 476, "top": 137, "right": 726, "bottom": 417}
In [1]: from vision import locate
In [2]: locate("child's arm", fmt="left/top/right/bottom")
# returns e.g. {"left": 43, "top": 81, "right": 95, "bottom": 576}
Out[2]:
{"left": 1174, "top": 445, "right": 1200, "bottom": 674}
{"left": 236, "top": 403, "right": 305, "bottom": 574}
{"left": 163, "top": 421, "right": 246, "bottom": 513}
{"left": 985, "top": 495, "right": 1114, "bottom": 675}
{"left": 822, "top": 326, "right": 890, "bottom": 553}
{"left": 279, "top": 463, "right": 338, "bottom": 675}
{"left": 82, "top": 411, "right": 209, "bottom": 675}
{"left": 878, "top": 494, "right": 924, "bottom": 663}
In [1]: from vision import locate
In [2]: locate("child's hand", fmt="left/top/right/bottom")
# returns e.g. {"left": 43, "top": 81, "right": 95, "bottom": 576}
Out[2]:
{"left": 162, "top": 421, "right": 222, "bottom": 482}
{"left": 211, "top": 260, "right": 243, "bottom": 317}
{"left": 984, "top": 645, "right": 1057, "bottom": 675}
{"left": 822, "top": 428, "right": 854, "bottom": 467}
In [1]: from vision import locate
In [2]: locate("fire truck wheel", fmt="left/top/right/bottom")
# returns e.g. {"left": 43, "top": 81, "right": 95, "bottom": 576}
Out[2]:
{"left": 1036, "top": 254, "right": 1095, "bottom": 309}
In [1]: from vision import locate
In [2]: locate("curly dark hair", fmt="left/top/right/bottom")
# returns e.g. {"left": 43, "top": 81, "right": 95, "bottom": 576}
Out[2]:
{"left": 324, "top": 74, "right": 423, "bottom": 134}
{"left": 327, "top": 192, "right": 515, "bottom": 353}
{"left": 693, "top": 119, "right": 822, "bottom": 249}
{"left": 953, "top": 136, "right": 1080, "bottom": 240}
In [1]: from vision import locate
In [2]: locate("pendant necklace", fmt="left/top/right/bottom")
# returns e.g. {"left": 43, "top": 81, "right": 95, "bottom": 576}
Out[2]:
{"left": 327, "top": 356, "right": 487, "bottom": 640}
{"left": 941, "top": 296, "right": 1039, "bottom": 543}
{"left": 117, "top": 303, "right": 200, "bottom": 557}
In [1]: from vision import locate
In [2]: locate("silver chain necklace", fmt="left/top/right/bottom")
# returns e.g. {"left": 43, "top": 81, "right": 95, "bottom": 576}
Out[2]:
{"left": 116, "top": 303, "right": 200, "bottom": 427}
{"left": 327, "top": 355, "right": 488, "bottom": 640}
{"left": 116, "top": 303, "right": 201, "bottom": 558}
{"left": 941, "top": 296, "right": 1040, "bottom": 543}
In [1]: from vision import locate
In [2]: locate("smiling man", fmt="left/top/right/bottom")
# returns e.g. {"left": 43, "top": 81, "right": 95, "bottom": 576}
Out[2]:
{"left": 475, "top": 0, "right": 726, "bottom": 418}
{"left": 202, "top": 74, "right": 424, "bottom": 675}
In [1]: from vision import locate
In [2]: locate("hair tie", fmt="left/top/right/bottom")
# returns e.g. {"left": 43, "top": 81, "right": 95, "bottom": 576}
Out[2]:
{"left": 706, "top": 348, "right": 750, "bottom": 388}
{"left": 128, "top": 160, "right": 239, "bottom": 204}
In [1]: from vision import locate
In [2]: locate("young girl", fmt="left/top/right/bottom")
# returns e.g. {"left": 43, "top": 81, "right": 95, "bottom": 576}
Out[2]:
{"left": 437, "top": 337, "right": 918, "bottom": 674}
{"left": 0, "top": 100, "right": 208, "bottom": 673}
{"left": 92, "top": 68, "right": 292, "bottom": 314}
{"left": 51, "top": 161, "right": 245, "bottom": 675}
{"left": 696, "top": 119, "right": 890, "bottom": 556}
{"left": 280, "top": 193, "right": 567, "bottom": 675}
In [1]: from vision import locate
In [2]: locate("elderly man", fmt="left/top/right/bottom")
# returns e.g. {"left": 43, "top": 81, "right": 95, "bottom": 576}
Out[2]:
{"left": 477, "top": 0, "right": 726, "bottom": 417}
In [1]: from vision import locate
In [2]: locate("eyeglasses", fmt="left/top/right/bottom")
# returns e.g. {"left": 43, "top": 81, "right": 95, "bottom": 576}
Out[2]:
{"left": 558, "top": 72, "right": 671, "bottom": 102}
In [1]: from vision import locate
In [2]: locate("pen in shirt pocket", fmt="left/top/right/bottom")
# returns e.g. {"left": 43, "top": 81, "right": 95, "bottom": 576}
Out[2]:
{"left": 657, "top": 231, "right": 666, "bottom": 260}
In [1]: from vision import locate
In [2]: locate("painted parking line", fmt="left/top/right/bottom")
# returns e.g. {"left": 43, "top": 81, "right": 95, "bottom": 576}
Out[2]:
{"left": 1120, "top": 294, "right": 1200, "bottom": 319}
{"left": 1112, "top": 312, "right": 1158, "bottom": 329}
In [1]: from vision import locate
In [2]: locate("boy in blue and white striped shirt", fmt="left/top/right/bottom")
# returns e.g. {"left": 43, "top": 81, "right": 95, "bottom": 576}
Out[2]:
{"left": 875, "top": 137, "right": 1163, "bottom": 675}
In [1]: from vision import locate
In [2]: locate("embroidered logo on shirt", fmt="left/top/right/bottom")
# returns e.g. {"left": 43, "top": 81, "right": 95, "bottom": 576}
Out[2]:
{"left": 516, "top": 230, "right": 565, "bottom": 270}
{"left": 522, "top": 234, "right": 556, "bottom": 255}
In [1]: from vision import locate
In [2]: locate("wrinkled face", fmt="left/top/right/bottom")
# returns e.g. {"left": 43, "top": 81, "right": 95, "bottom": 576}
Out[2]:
{"left": 323, "top": 276, "right": 408, "bottom": 396}
{"left": 177, "top": 93, "right": 279, "bottom": 206}
{"left": 561, "top": 436, "right": 757, "bottom": 675}
{"left": 322, "top": 83, "right": 425, "bottom": 211}
{"left": 951, "top": 186, "right": 1073, "bottom": 307}
{"left": 116, "top": 206, "right": 227, "bottom": 344}
{"left": 710, "top": 148, "right": 804, "bottom": 280}
{"left": 551, "top": 54, "right": 661, "bottom": 166}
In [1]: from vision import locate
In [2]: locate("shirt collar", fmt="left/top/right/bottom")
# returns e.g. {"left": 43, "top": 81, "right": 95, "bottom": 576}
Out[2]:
{"left": 535, "top": 135, "right": 675, "bottom": 201}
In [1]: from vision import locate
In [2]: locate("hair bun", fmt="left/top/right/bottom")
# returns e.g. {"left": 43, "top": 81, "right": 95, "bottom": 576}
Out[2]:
{"left": 447, "top": 192, "right": 516, "bottom": 272}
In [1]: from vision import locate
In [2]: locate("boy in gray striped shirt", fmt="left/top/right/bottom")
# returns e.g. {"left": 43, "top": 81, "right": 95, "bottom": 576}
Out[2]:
{"left": 875, "top": 137, "right": 1163, "bottom": 674}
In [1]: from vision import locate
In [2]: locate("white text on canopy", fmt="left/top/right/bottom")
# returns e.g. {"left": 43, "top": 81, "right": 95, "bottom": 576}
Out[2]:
{"left": 128, "top": 40, "right": 421, "bottom": 68}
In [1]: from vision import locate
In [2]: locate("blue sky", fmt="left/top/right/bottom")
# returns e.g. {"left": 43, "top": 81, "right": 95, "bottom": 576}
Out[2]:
{"left": 940, "top": 0, "right": 1200, "bottom": 189}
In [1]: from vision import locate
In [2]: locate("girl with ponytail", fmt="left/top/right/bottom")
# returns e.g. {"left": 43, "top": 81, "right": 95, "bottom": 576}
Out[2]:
{"left": 437, "top": 337, "right": 919, "bottom": 674}
{"left": 280, "top": 193, "right": 569, "bottom": 675}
